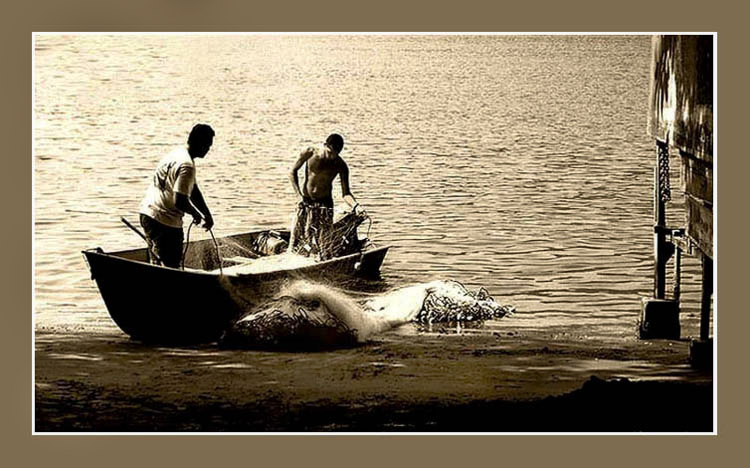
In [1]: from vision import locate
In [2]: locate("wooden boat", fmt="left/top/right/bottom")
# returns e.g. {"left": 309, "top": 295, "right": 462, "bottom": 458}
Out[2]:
{"left": 82, "top": 229, "right": 390, "bottom": 345}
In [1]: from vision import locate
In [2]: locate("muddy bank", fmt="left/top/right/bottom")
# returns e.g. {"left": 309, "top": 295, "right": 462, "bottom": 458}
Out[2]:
{"left": 35, "top": 374, "right": 712, "bottom": 432}
{"left": 35, "top": 324, "right": 713, "bottom": 432}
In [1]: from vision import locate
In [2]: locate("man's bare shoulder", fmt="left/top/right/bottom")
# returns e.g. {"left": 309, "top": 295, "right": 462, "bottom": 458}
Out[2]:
{"left": 294, "top": 146, "right": 318, "bottom": 165}
{"left": 336, "top": 156, "right": 349, "bottom": 171}
{"left": 302, "top": 146, "right": 318, "bottom": 157}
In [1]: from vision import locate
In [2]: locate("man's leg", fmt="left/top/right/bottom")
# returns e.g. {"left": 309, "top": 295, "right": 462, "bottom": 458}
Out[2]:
{"left": 140, "top": 214, "right": 160, "bottom": 265}
{"left": 321, "top": 207, "right": 334, "bottom": 259}
{"left": 312, "top": 206, "right": 334, "bottom": 260}
{"left": 158, "top": 226, "right": 184, "bottom": 268}
{"left": 140, "top": 214, "right": 184, "bottom": 268}
{"left": 290, "top": 202, "right": 311, "bottom": 255}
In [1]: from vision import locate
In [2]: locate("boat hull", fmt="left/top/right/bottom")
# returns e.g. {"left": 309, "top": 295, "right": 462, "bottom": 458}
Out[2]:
{"left": 82, "top": 232, "right": 389, "bottom": 344}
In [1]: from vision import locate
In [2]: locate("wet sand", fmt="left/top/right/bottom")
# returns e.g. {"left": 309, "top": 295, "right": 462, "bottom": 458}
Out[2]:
{"left": 35, "top": 321, "right": 712, "bottom": 432}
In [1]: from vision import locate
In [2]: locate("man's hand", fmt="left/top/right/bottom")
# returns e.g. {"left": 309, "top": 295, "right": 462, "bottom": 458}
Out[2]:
{"left": 191, "top": 212, "right": 203, "bottom": 226}
{"left": 203, "top": 214, "right": 214, "bottom": 231}
{"left": 353, "top": 203, "right": 366, "bottom": 216}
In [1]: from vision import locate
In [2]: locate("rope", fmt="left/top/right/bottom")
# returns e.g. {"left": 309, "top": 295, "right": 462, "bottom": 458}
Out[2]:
{"left": 364, "top": 214, "right": 375, "bottom": 248}
{"left": 181, "top": 221, "right": 223, "bottom": 275}
{"left": 209, "top": 227, "right": 223, "bottom": 276}
{"left": 181, "top": 221, "right": 195, "bottom": 270}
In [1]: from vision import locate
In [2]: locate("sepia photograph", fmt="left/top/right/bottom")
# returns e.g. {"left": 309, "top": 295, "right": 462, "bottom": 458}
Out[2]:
{"left": 33, "top": 33, "right": 715, "bottom": 433}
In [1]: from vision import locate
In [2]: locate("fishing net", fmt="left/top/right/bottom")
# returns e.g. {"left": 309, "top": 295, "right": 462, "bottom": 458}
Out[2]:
{"left": 181, "top": 230, "right": 259, "bottom": 271}
{"left": 289, "top": 208, "right": 370, "bottom": 260}
{"left": 204, "top": 210, "right": 371, "bottom": 275}
{"left": 219, "top": 295, "right": 358, "bottom": 350}
{"left": 218, "top": 279, "right": 515, "bottom": 350}
{"left": 220, "top": 253, "right": 318, "bottom": 276}
{"left": 414, "top": 280, "right": 515, "bottom": 323}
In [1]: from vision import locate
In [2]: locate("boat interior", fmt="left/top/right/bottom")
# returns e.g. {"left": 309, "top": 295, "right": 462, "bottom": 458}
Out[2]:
{"left": 112, "top": 230, "right": 291, "bottom": 271}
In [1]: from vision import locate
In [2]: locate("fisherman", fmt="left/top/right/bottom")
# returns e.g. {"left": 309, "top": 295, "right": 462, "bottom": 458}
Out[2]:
{"left": 138, "top": 123, "right": 215, "bottom": 268}
{"left": 289, "top": 133, "right": 365, "bottom": 259}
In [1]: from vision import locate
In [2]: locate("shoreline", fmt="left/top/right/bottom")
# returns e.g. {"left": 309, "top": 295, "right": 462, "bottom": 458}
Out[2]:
{"left": 35, "top": 323, "right": 713, "bottom": 432}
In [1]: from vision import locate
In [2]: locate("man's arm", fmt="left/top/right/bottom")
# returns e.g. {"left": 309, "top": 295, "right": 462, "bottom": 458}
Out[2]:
{"left": 175, "top": 192, "right": 203, "bottom": 225}
{"left": 190, "top": 184, "right": 214, "bottom": 230}
{"left": 339, "top": 161, "right": 362, "bottom": 213}
{"left": 289, "top": 148, "right": 314, "bottom": 199}
{"left": 173, "top": 164, "right": 203, "bottom": 225}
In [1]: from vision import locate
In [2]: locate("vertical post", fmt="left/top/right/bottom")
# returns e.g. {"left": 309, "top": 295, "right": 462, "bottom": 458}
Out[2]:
{"left": 654, "top": 141, "right": 668, "bottom": 299}
{"left": 673, "top": 244, "right": 681, "bottom": 302}
{"left": 700, "top": 254, "right": 713, "bottom": 341}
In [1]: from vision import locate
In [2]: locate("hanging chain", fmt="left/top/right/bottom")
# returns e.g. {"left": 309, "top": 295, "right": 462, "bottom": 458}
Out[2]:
{"left": 657, "top": 141, "right": 671, "bottom": 203}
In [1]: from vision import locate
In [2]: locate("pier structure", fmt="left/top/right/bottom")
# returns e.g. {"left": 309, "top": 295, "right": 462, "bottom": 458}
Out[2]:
{"left": 641, "top": 35, "right": 713, "bottom": 367}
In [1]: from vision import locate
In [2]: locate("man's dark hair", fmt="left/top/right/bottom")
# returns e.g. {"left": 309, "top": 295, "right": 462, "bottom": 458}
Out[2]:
{"left": 325, "top": 133, "right": 344, "bottom": 153}
{"left": 188, "top": 124, "right": 215, "bottom": 146}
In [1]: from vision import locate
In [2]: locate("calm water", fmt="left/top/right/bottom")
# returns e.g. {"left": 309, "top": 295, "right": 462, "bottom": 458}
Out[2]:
{"left": 33, "top": 35, "right": 705, "bottom": 338}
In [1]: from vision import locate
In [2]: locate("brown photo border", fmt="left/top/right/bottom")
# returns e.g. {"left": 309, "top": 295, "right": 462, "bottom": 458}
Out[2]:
{"left": 8, "top": 0, "right": 741, "bottom": 465}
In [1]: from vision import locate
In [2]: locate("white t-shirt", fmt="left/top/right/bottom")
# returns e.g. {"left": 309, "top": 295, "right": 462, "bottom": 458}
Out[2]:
{"left": 139, "top": 146, "right": 196, "bottom": 228}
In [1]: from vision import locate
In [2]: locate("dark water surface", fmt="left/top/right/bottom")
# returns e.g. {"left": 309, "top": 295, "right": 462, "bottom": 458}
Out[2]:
{"left": 34, "top": 35, "right": 705, "bottom": 339}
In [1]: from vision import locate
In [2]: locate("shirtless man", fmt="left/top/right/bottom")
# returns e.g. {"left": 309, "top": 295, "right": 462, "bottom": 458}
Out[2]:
{"left": 288, "top": 133, "right": 364, "bottom": 259}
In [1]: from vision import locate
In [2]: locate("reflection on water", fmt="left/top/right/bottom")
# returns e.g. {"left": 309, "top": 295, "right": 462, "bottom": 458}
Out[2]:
{"left": 34, "top": 35, "right": 705, "bottom": 338}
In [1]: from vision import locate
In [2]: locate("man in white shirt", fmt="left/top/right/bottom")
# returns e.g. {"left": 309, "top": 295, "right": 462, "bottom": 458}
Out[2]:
{"left": 139, "top": 124, "right": 215, "bottom": 268}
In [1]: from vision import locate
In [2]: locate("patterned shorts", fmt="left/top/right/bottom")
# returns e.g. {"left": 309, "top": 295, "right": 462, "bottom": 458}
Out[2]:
{"left": 290, "top": 197, "right": 334, "bottom": 259}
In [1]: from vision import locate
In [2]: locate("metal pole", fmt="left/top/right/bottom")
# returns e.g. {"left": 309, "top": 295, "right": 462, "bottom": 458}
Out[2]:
{"left": 654, "top": 141, "right": 668, "bottom": 299}
{"left": 700, "top": 254, "right": 713, "bottom": 341}
{"left": 673, "top": 244, "right": 682, "bottom": 302}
